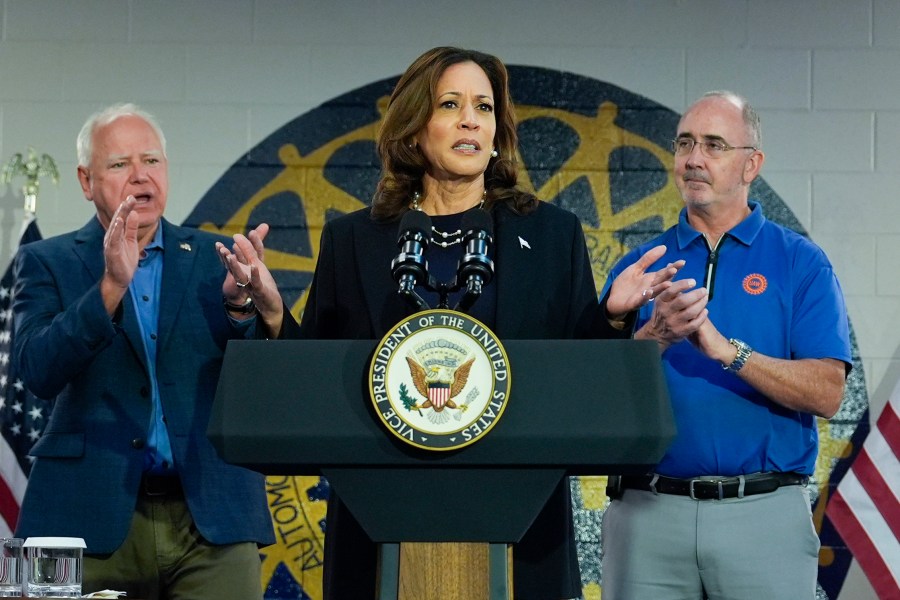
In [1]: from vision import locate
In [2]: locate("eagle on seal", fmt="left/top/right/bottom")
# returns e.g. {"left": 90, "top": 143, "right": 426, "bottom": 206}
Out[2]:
{"left": 405, "top": 356, "right": 475, "bottom": 412}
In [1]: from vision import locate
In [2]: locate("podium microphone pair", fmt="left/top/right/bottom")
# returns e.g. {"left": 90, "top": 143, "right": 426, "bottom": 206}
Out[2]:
{"left": 390, "top": 207, "right": 494, "bottom": 312}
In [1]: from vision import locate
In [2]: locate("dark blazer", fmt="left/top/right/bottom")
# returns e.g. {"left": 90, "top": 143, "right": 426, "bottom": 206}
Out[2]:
{"left": 11, "top": 217, "right": 274, "bottom": 554}
{"left": 295, "top": 201, "right": 616, "bottom": 341}
{"left": 287, "top": 201, "right": 626, "bottom": 600}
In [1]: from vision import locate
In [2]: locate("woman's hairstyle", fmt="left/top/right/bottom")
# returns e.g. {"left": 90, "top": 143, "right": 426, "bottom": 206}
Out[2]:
{"left": 372, "top": 46, "right": 536, "bottom": 220}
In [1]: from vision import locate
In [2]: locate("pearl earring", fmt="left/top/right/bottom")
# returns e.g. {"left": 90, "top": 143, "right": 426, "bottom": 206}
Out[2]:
{"left": 491, "top": 149, "right": 499, "bottom": 158}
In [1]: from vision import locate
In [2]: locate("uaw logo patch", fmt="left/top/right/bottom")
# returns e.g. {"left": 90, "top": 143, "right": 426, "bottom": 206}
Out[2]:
{"left": 743, "top": 273, "right": 768, "bottom": 295}
{"left": 370, "top": 310, "right": 510, "bottom": 451}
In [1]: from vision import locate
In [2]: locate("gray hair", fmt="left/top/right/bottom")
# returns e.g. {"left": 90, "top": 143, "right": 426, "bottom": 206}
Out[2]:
{"left": 700, "top": 90, "right": 761, "bottom": 149}
{"left": 76, "top": 103, "right": 167, "bottom": 167}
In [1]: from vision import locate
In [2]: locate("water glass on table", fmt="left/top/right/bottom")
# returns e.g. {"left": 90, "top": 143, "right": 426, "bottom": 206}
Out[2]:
{"left": 23, "top": 538, "right": 84, "bottom": 598}
{"left": 0, "top": 538, "right": 22, "bottom": 597}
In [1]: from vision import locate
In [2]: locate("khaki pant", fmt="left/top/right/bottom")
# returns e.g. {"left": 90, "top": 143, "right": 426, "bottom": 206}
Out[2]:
{"left": 84, "top": 493, "right": 262, "bottom": 600}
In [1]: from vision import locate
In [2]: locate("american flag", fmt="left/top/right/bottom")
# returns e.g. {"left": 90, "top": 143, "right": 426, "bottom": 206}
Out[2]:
{"left": 0, "top": 219, "right": 45, "bottom": 537}
{"left": 826, "top": 377, "right": 900, "bottom": 599}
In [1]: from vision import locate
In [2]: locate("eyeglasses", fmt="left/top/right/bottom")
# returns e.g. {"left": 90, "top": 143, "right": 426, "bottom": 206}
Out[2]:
{"left": 671, "top": 138, "right": 757, "bottom": 158}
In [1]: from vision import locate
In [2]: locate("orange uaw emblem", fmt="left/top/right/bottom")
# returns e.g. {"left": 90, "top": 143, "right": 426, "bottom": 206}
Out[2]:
{"left": 743, "top": 273, "right": 768, "bottom": 295}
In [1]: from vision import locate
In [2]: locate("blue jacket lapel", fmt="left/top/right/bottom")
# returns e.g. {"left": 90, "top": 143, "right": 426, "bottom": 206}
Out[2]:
{"left": 73, "top": 217, "right": 148, "bottom": 374}
{"left": 157, "top": 220, "right": 195, "bottom": 351}
{"left": 72, "top": 217, "right": 107, "bottom": 282}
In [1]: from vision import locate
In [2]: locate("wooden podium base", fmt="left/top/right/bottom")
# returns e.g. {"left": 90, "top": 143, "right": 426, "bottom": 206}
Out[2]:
{"left": 378, "top": 542, "right": 512, "bottom": 600}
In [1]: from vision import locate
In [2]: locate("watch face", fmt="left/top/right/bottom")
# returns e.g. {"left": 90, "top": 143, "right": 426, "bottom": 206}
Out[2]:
{"left": 732, "top": 340, "right": 752, "bottom": 371}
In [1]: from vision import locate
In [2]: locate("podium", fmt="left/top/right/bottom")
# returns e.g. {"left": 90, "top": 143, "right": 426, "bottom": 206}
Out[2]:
{"left": 209, "top": 338, "right": 674, "bottom": 599}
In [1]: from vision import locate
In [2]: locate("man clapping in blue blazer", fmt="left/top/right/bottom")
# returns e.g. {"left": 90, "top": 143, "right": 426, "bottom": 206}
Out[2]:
{"left": 11, "top": 103, "right": 274, "bottom": 600}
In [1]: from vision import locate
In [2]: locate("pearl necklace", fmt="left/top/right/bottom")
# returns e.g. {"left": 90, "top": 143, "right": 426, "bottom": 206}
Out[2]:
{"left": 431, "top": 225, "right": 463, "bottom": 248}
{"left": 411, "top": 190, "right": 485, "bottom": 248}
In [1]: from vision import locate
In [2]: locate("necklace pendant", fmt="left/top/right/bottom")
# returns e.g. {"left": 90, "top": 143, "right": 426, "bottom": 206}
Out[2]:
{"left": 432, "top": 226, "right": 461, "bottom": 239}
{"left": 432, "top": 237, "right": 462, "bottom": 248}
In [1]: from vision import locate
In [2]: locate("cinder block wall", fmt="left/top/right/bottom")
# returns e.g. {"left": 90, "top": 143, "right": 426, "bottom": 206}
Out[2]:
{"left": 0, "top": 2, "right": 894, "bottom": 598}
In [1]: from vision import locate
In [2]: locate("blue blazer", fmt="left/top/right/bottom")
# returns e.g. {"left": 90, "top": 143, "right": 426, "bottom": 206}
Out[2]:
{"left": 11, "top": 217, "right": 274, "bottom": 554}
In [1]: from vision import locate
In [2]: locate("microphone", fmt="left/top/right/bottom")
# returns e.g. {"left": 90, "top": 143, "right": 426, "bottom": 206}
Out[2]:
{"left": 455, "top": 208, "right": 494, "bottom": 311}
{"left": 391, "top": 209, "right": 432, "bottom": 294}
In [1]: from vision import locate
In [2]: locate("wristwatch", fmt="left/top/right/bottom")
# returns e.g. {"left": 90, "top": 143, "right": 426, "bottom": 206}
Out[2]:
{"left": 223, "top": 295, "right": 256, "bottom": 315}
{"left": 723, "top": 338, "right": 752, "bottom": 373}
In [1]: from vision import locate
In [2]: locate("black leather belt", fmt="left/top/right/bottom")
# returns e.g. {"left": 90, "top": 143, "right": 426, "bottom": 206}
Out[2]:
{"left": 141, "top": 474, "right": 183, "bottom": 497}
{"left": 619, "top": 472, "right": 807, "bottom": 500}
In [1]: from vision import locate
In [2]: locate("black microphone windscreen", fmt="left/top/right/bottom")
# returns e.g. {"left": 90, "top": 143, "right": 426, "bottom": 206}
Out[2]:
{"left": 398, "top": 209, "right": 432, "bottom": 242}
{"left": 461, "top": 207, "right": 493, "bottom": 236}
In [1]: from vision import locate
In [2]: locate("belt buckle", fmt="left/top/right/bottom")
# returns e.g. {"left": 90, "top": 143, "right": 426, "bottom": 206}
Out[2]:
{"left": 689, "top": 479, "right": 700, "bottom": 500}
{"left": 689, "top": 479, "right": 725, "bottom": 500}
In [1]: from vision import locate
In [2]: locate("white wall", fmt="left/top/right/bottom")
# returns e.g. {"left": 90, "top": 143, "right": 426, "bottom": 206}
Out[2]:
{"left": 0, "top": 2, "right": 895, "bottom": 598}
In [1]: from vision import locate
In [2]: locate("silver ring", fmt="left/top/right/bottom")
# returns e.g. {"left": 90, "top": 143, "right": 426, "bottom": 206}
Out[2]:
{"left": 235, "top": 279, "right": 251, "bottom": 289}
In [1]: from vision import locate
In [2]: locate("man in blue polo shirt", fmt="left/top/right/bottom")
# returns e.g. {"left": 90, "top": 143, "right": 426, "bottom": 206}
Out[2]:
{"left": 599, "top": 91, "right": 851, "bottom": 600}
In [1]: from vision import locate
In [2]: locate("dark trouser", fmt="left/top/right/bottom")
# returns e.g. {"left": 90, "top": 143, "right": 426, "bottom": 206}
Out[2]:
{"left": 323, "top": 478, "right": 582, "bottom": 600}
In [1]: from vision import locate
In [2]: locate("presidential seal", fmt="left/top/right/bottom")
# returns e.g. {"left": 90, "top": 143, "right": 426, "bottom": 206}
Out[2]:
{"left": 369, "top": 309, "right": 510, "bottom": 451}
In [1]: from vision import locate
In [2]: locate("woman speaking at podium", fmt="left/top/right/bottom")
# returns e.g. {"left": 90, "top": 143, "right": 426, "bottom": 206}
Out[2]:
{"left": 218, "top": 46, "right": 676, "bottom": 600}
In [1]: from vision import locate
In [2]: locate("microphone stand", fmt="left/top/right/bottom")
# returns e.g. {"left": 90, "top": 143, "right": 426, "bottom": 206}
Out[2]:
{"left": 452, "top": 209, "right": 493, "bottom": 312}
{"left": 454, "top": 284, "right": 481, "bottom": 313}
{"left": 393, "top": 207, "right": 493, "bottom": 314}
{"left": 433, "top": 279, "right": 454, "bottom": 310}
{"left": 400, "top": 287, "right": 430, "bottom": 313}
{"left": 400, "top": 276, "right": 463, "bottom": 312}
